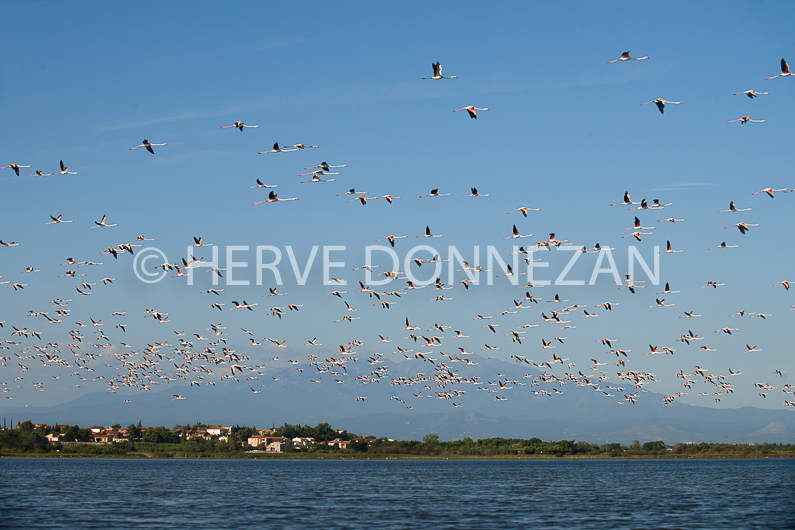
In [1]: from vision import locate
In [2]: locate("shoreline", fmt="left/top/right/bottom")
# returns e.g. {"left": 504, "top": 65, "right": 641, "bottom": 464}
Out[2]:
{"left": 3, "top": 452, "right": 794, "bottom": 460}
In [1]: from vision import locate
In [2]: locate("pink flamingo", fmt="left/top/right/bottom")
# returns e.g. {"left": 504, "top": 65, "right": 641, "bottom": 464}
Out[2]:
{"left": 607, "top": 51, "right": 648, "bottom": 63}
{"left": 727, "top": 116, "right": 765, "bottom": 124}
{"left": 611, "top": 191, "right": 638, "bottom": 206}
{"left": 733, "top": 90, "right": 768, "bottom": 98}
{"left": 752, "top": 187, "right": 787, "bottom": 198}
{"left": 251, "top": 191, "right": 298, "bottom": 205}
{"left": 718, "top": 201, "right": 751, "bottom": 213}
{"left": 129, "top": 139, "right": 167, "bottom": 154}
{"left": 257, "top": 142, "right": 298, "bottom": 154}
{"left": 419, "top": 189, "right": 451, "bottom": 198}
{"left": 725, "top": 222, "right": 759, "bottom": 234}
{"left": 508, "top": 206, "right": 541, "bottom": 217}
{"left": 423, "top": 62, "right": 457, "bottom": 80}
{"left": 52, "top": 160, "right": 78, "bottom": 175}
{"left": 417, "top": 226, "right": 443, "bottom": 238}
{"left": 453, "top": 106, "right": 488, "bottom": 119}
{"left": 765, "top": 58, "right": 792, "bottom": 79}
{"left": 305, "top": 162, "right": 347, "bottom": 171}
{"left": 504, "top": 224, "right": 532, "bottom": 239}
{"left": 1, "top": 163, "right": 31, "bottom": 176}
{"left": 249, "top": 178, "right": 277, "bottom": 188}
{"left": 641, "top": 98, "right": 681, "bottom": 114}
{"left": 221, "top": 120, "right": 259, "bottom": 131}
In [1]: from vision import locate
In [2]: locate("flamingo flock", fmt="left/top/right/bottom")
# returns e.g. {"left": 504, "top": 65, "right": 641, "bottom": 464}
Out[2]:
{"left": 0, "top": 51, "right": 793, "bottom": 423}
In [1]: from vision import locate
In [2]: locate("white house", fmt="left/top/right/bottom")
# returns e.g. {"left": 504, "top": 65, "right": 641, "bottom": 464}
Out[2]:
{"left": 206, "top": 426, "right": 229, "bottom": 436}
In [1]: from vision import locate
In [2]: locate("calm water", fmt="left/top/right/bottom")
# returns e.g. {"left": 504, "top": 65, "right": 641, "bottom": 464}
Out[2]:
{"left": 1, "top": 458, "right": 793, "bottom": 529}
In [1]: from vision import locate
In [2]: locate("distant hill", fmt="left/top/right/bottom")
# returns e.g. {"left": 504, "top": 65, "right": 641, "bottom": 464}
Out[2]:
{"left": 2, "top": 355, "right": 793, "bottom": 444}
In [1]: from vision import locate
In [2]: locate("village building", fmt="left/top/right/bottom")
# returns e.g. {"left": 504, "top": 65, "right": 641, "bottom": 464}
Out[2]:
{"left": 248, "top": 436, "right": 291, "bottom": 452}
{"left": 93, "top": 432, "right": 114, "bottom": 443}
{"left": 205, "top": 426, "right": 229, "bottom": 436}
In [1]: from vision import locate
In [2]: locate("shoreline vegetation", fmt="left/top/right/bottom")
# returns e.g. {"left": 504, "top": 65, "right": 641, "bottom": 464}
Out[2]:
{"left": 2, "top": 421, "right": 793, "bottom": 459}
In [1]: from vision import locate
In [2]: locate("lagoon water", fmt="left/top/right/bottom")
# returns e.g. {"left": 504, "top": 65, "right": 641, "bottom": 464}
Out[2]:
{"left": 2, "top": 458, "right": 793, "bottom": 529}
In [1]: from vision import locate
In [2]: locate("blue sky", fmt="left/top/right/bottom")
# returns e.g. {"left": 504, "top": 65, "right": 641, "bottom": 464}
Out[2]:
{"left": 1, "top": 1, "right": 794, "bottom": 420}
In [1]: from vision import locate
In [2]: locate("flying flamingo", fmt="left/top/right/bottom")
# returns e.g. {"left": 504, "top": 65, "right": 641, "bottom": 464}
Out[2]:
{"left": 375, "top": 195, "right": 401, "bottom": 204}
{"left": 504, "top": 224, "right": 532, "bottom": 239}
{"left": 726, "top": 222, "right": 759, "bottom": 234}
{"left": 337, "top": 188, "right": 368, "bottom": 196}
{"left": 347, "top": 195, "right": 369, "bottom": 205}
{"left": 773, "top": 281, "right": 792, "bottom": 291}
{"left": 301, "top": 174, "right": 336, "bottom": 184}
{"left": 453, "top": 106, "right": 488, "bottom": 119}
{"left": 417, "top": 226, "right": 443, "bottom": 238}
{"left": 752, "top": 188, "right": 787, "bottom": 198}
{"left": 641, "top": 98, "right": 681, "bottom": 114}
{"left": 90, "top": 215, "right": 117, "bottom": 228}
{"left": 624, "top": 216, "right": 654, "bottom": 230}
{"left": 251, "top": 191, "right": 298, "bottom": 205}
{"left": 249, "top": 178, "right": 277, "bottom": 188}
{"left": 257, "top": 142, "right": 298, "bottom": 154}
{"left": 611, "top": 191, "right": 638, "bottom": 206}
{"left": 129, "top": 139, "right": 167, "bottom": 154}
{"left": 463, "top": 187, "right": 489, "bottom": 197}
{"left": 230, "top": 300, "right": 257, "bottom": 311}
{"left": 649, "top": 298, "right": 675, "bottom": 308}
{"left": 508, "top": 206, "right": 541, "bottom": 217}
{"left": 660, "top": 240, "right": 684, "bottom": 253}
{"left": 708, "top": 242, "right": 740, "bottom": 250}
{"left": 423, "top": 62, "right": 457, "bottom": 80}
{"left": 657, "top": 282, "right": 681, "bottom": 294}
{"left": 733, "top": 90, "right": 768, "bottom": 98}
{"left": 628, "top": 198, "right": 651, "bottom": 210}
{"left": 622, "top": 231, "right": 653, "bottom": 241}
{"left": 607, "top": 51, "right": 648, "bottom": 63}
{"left": 220, "top": 120, "right": 259, "bottom": 131}
{"left": 680, "top": 311, "right": 701, "bottom": 318}
{"left": 298, "top": 170, "right": 341, "bottom": 177}
{"left": 375, "top": 235, "right": 407, "bottom": 247}
{"left": 765, "top": 58, "right": 792, "bottom": 79}
{"left": 419, "top": 189, "right": 451, "bottom": 198}
{"left": 53, "top": 160, "right": 77, "bottom": 175}
{"left": 718, "top": 201, "right": 751, "bottom": 213}
{"left": 305, "top": 162, "right": 348, "bottom": 171}
{"left": 45, "top": 214, "right": 74, "bottom": 225}
{"left": 1, "top": 163, "right": 31, "bottom": 176}
{"left": 727, "top": 116, "right": 765, "bottom": 124}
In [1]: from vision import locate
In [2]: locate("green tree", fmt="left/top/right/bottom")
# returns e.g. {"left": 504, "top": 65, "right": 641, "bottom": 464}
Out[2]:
{"left": 642, "top": 441, "right": 665, "bottom": 452}
{"left": 350, "top": 439, "right": 369, "bottom": 452}
{"left": 18, "top": 420, "right": 34, "bottom": 433}
{"left": 423, "top": 433, "right": 440, "bottom": 445}
{"left": 142, "top": 426, "right": 179, "bottom": 444}
{"left": 63, "top": 425, "right": 86, "bottom": 442}
{"left": 232, "top": 426, "right": 255, "bottom": 442}
{"left": 127, "top": 424, "right": 142, "bottom": 441}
